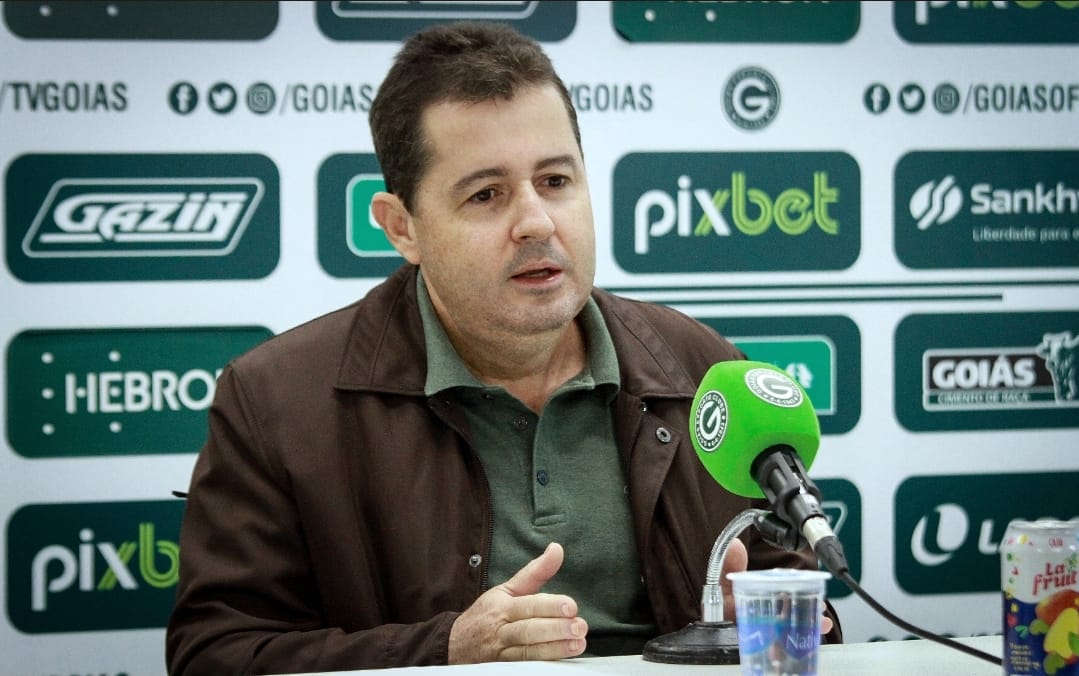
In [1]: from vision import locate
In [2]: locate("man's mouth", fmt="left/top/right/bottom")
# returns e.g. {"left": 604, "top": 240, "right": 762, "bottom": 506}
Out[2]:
{"left": 513, "top": 267, "right": 558, "bottom": 280}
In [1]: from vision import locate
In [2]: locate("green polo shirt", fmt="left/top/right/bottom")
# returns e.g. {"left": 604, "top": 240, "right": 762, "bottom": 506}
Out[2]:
{"left": 417, "top": 272, "right": 656, "bottom": 656}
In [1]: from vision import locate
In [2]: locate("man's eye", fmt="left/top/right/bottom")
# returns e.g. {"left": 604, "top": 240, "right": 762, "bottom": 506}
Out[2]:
{"left": 470, "top": 188, "right": 495, "bottom": 203}
{"left": 546, "top": 175, "right": 567, "bottom": 188}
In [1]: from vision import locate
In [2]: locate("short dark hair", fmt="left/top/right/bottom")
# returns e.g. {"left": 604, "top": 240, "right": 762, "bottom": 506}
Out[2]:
{"left": 368, "top": 22, "right": 580, "bottom": 212}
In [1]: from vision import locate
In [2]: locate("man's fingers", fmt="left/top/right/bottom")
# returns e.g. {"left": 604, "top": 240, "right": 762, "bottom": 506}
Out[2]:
{"left": 501, "top": 542, "right": 565, "bottom": 599}
{"left": 505, "top": 592, "right": 577, "bottom": 623}
{"left": 498, "top": 635, "right": 588, "bottom": 662}
{"left": 497, "top": 615, "right": 588, "bottom": 648}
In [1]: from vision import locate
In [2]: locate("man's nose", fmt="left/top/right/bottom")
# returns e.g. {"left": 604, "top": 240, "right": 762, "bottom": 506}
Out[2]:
{"left": 510, "top": 186, "right": 556, "bottom": 241}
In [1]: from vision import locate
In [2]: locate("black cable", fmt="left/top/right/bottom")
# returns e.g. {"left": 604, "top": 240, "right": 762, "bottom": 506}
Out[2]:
{"left": 837, "top": 570, "right": 1002, "bottom": 666}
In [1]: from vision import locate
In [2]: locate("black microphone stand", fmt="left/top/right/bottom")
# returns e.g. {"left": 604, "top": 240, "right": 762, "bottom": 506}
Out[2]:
{"left": 642, "top": 508, "right": 806, "bottom": 664}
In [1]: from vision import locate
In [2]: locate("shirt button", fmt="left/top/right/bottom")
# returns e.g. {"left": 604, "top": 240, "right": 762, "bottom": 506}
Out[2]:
{"left": 536, "top": 469, "right": 549, "bottom": 486}
{"left": 468, "top": 554, "right": 482, "bottom": 568}
{"left": 512, "top": 415, "right": 528, "bottom": 431}
{"left": 482, "top": 393, "right": 494, "bottom": 400}
{"left": 655, "top": 427, "right": 672, "bottom": 443}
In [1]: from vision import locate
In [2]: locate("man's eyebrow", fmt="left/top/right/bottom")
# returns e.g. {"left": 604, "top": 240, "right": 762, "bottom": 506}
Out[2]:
{"left": 450, "top": 154, "right": 581, "bottom": 196}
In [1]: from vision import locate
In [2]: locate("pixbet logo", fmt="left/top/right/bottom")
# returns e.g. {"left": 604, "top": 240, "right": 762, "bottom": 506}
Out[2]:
{"left": 31, "top": 522, "right": 177, "bottom": 612}
{"left": 632, "top": 171, "right": 839, "bottom": 255}
{"left": 7, "top": 500, "right": 184, "bottom": 633}
{"left": 614, "top": 152, "right": 860, "bottom": 273}
{"left": 912, "top": 0, "right": 1079, "bottom": 27}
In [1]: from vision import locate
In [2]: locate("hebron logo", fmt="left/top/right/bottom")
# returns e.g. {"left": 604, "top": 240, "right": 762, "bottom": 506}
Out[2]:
{"left": 909, "top": 175, "right": 963, "bottom": 229}
{"left": 6, "top": 327, "right": 271, "bottom": 457}
{"left": 22, "top": 178, "right": 263, "bottom": 258}
{"left": 895, "top": 473, "right": 1079, "bottom": 594}
{"left": 7, "top": 500, "right": 184, "bottom": 633}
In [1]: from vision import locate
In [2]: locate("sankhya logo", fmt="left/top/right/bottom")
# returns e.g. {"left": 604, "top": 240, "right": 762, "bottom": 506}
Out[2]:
{"left": 694, "top": 390, "right": 728, "bottom": 452}
{"left": 745, "top": 368, "right": 803, "bottom": 408}
{"left": 910, "top": 175, "right": 963, "bottom": 229}
{"left": 22, "top": 178, "right": 263, "bottom": 258}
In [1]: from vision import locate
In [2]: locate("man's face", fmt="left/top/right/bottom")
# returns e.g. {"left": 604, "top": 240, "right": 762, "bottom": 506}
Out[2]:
{"left": 405, "top": 84, "right": 596, "bottom": 346}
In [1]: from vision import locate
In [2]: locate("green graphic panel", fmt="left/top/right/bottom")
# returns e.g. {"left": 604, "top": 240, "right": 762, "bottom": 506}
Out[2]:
{"left": 7, "top": 327, "right": 272, "bottom": 457}
{"left": 614, "top": 2, "right": 859, "bottom": 43}
{"left": 4, "top": 153, "right": 280, "bottom": 282}
{"left": 895, "top": 151, "right": 1079, "bottom": 269}
{"left": 700, "top": 315, "right": 861, "bottom": 435}
{"left": 613, "top": 152, "right": 861, "bottom": 273}
{"left": 7, "top": 500, "right": 185, "bottom": 633}
{"left": 3, "top": 1, "right": 277, "bottom": 40}
{"left": 895, "top": 1, "right": 1079, "bottom": 44}
{"left": 895, "top": 473, "right": 1079, "bottom": 595}
{"left": 318, "top": 153, "right": 404, "bottom": 279}
{"left": 317, "top": 1, "right": 575, "bottom": 42}
{"left": 895, "top": 312, "right": 1079, "bottom": 432}
{"left": 816, "top": 478, "right": 861, "bottom": 600}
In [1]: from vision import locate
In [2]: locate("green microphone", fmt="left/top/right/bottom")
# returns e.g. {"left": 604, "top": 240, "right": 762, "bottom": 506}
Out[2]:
{"left": 690, "top": 360, "right": 848, "bottom": 575}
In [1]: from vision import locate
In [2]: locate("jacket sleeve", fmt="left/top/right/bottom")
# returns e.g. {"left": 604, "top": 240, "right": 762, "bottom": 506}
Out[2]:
{"left": 166, "top": 365, "right": 457, "bottom": 674}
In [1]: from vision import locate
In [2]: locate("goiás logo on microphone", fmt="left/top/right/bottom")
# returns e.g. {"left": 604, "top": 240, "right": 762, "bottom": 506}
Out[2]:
{"left": 693, "top": 390, "right": 728, "bottom": 452}
{"left": 745, "top": 368, "right": 804, "bottom": 408}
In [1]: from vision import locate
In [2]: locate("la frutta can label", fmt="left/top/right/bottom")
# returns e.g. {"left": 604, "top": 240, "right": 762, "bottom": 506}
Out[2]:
{"left": 1002, "top": 519, "right": 1079, "bottom": 676}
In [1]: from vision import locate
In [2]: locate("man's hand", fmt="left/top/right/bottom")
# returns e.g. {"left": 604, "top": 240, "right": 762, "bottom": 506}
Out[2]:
{"left": 721, "top": 538, "right": 834, "bottom": 635}
{"left": 448, "top": 542, "right": 588, "bottom": 664}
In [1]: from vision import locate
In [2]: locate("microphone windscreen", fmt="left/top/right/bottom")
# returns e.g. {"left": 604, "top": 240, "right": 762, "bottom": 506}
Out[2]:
{"left": 690, "top": 360, "right": 821, "bottom": 498}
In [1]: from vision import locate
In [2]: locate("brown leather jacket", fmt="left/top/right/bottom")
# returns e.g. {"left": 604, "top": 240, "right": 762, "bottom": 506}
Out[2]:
{"left": 166, "top": 264, "right": 840, "bottom": 674}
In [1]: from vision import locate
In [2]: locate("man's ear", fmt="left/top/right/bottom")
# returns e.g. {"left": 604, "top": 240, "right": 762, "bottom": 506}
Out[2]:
{"left": 370, "top": 192, "right": 421, "bottom": 264}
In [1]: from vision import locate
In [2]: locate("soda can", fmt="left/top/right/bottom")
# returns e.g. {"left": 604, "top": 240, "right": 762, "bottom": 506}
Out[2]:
{"left": 1001, "top": 518, "right": 1079, "bottom": 676}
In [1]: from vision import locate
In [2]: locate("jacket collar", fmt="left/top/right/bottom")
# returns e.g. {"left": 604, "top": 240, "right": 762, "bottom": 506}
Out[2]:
{"left": 334, "top": 264, "right": 698, "bottom": 400}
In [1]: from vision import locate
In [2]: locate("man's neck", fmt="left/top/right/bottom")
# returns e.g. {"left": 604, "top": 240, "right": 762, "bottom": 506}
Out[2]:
{"left": 451, "top": 320, "right": 587, "bottom": 414}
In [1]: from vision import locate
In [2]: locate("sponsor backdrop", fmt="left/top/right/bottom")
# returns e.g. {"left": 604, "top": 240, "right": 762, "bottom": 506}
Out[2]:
{"left": 1, "top": 1, "right": 1077, "bottom": 673}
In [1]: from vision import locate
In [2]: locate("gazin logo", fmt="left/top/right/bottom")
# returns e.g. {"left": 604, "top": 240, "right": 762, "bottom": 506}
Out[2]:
{"left": 693, "top": 390, "right": 728, "bottom": 452}
{"left": 614, "top": 152, "right": 860, "bottom": 273}
{"left": 6, "top": 500, "right": 184, "bottom": 633}
{"left": 316, "top": 1, "right": 575, "bottom": 41}
{"left": 909, "top": 175, "right": 963, "bottom": 229}
{"left": 5, "top": 153, "right": 280, "bottom": 281}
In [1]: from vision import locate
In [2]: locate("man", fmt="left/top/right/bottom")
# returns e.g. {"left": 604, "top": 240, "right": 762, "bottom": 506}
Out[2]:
{"left": 166, "top": 22, "right": 840, "bottom": 674}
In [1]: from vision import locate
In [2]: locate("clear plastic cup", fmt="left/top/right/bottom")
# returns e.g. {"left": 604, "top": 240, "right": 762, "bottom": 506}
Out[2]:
{"left": 727, "top": 568, "right": 831, "bottom": 676}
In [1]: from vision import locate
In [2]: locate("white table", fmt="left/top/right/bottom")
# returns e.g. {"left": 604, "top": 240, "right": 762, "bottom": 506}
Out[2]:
{"left": 287, "top": 635, "right": 1003, "bottom": 675}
